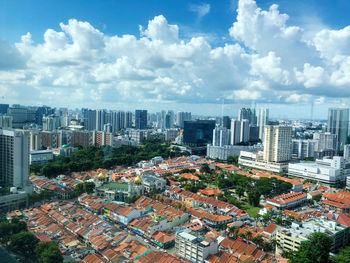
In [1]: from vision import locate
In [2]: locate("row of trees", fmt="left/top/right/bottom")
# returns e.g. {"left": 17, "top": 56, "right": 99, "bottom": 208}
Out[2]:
{"left": 31, "top": 139, "right": 188, "bottom": 178}
{"left": 0, "top": 216, "right": 63, "bottom": 263}
{"left": 216, "top": 172, "right": 293, "bottom": 207}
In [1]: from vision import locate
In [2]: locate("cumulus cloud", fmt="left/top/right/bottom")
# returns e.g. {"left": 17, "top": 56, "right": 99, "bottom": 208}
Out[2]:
{"left": 2, "top": 0, "right": 350, "bottom": 109}
{"left": 189, "top": 3, "right": 211, "bottom": 21}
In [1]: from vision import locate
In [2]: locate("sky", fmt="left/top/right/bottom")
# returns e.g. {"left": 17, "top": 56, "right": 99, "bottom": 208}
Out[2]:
{"left": 1, "top": 0, "right": 350, "bottom": 119}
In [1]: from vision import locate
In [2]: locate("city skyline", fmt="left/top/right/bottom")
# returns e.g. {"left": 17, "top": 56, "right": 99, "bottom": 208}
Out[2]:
{"left": 2, "top": 0, "right": 350, "bottom": 118}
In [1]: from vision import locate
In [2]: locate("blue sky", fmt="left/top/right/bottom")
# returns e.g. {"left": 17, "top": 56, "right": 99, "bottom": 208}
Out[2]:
{"left": 1, "top": 0, "right": 350, "bottom": 119}
{"left": 2, "top": 0, "right": 350, "bottom": 44}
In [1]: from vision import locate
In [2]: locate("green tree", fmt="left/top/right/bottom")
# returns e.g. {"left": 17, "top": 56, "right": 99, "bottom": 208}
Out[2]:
{"left": 334, "top": 246, "right": 350, "bottom": 263}
{"left": 235, "top": 186, "right": 245, "bottom": 199}
{"left": 247, "top": 189, "right": 260, "bottom": 207}
{"left": 9, "top": 231, "right": 39, "bottom": 256}
{"left": 289, "top": 232, "right": 332, "bottom": 263}
{"left": 35, "top": 242, "right": 63, "bottom": 263}
{"left": 227, "top": 155, "right": 239, "bottom": 165}
{"left": 75, "top": 182, "right": 95, "bottom": 195}
{"left": 200, "top": 163, "right": 211, "bottom": 174}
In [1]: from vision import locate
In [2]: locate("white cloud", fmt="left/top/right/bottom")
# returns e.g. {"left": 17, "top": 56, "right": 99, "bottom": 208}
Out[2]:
{"left": 2, "top": 0, "right": 350, "bottom": 111}
{"left": 189, "top": 3, "right": 211, "bottom": 21}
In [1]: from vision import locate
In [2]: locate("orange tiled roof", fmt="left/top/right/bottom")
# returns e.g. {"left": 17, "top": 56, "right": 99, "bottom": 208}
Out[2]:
{"left": 199, "top": 188, "right": 223, "bottom": 196}
{"left": 267, "top": 192, "right": 306, "bottom": 205}
{"left": 179, "top": 173, "right": 199, "bottom": 181}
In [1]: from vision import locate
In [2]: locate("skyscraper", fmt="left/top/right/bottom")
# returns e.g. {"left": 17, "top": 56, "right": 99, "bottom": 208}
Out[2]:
{"left": 257, "top": 108, "right": 269, "bottom": 141}
{"left": 263, "top": 125, "right": 292, "bottom": 163}
{"left": 0, "top": 129, "right": 29, "bottom": 189}
{"left": 125, "top": 111, "right": 133, "bottom": 128}
{"left": 238, "top": 108, "right": 257, "bottom": 125}
{"left": 135, "top": 110, "right": 147, "bottom": 129}
{"left": 177, "top": 112, "right": 191, "bottom": 128}
{"left": 96, "top": 110, "right": 105, "bottom": 131}
{"left": 42, "top": 115, "right": 59, "bottom": 131}
{"left": 327, "top": 108, "right": 349, "bottom": 150}
{"left": 0, "top": 104, "right": 9, "bottom": 114}
{"left": 183, "top": 120, "right": 216, "bottom": 145}
{"left": 222, "top": 116, "right": 231, "bottom": 129}
{"left": 230, "top": 119, "right": 241, "bottom": 145}
{"left": 240, "top": 119, "right": 250, "bottom": 143}
{"left": 82, "top": 109, "right": 97, "bottom": 131}
{"left": 212, "top": 126, "right": 230, "bottom": 146}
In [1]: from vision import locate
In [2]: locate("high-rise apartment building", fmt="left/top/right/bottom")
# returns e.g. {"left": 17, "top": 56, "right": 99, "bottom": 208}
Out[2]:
{"left": 230, "top": 119, "right": 241, "bottom": 145}
{"left": 125, "top": 111, "right": 133, "bottom": 128}
{"left": 240, "top": 119, "right": 250, "bottom": 143}
{"left": 135, "top": 110, "right": 147, "bottom": 129}
{"left": 291, "top": 139, "right": 316, "bottom": 159}
{"left": 212, "top": 126, "right": 230, "bottom": 147}
{"left": 313, "top": 132, "right": 338, "bottom": 158}
{"left": 327, "top": 108, "right": 349, "bottom": 150}
{"left": 238, "top": 108, "right": 256, "bottom": 125}
{"left": 42, "top": 115, "right": 59, "bottom": 131}
{"left": 96, "top": 110, "right": 105, "bottom": 131}
{"left": 257, "top": 108, "right": 269, "bottom": 141}
{"left": 29, "top": 130, "right": 42, "bottom": 151}
{"left": 82, "top": 109, "right": 97, "bottom": 131}
{"left": 263, "top": 125, "right": 292, "bottom": 163}
{"left": 0, "top": 129, "right": 29, "bottom": 189}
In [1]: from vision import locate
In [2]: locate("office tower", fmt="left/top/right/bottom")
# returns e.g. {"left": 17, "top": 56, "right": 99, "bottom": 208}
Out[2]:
{"left": 0, "top": 115, "right": 13, "bottom": 129}
{"left": 327, "top": 108, "right": 349, "bottom": 150}
{"left": 7, "top": 107, "right": 36, "bottom": 128}
{"left": 35, "top": 106, "right": 55, "bottom": 125}
{"left": 230, "top": 119, "right": 241, "bottom": 145}
{"left": 257, "top": 108, "right": 269, "bottom": 141}
{"left": 240, "top": 119, "right": 250, "bottom": 143}
{"left": 222, "top": 116, "right": 231, "bottom": 129}
{"left": 238, "top": 108, "right": 257, "bottom": 125}
{"left": 0, "top": 129, "right": 29, "bottom": 189}
{"left": 183, "top": 120, "right": 216, "bottom": 145}
{"left": 96, "top": 110, "right": 105, "bottom": 131}
{"left": 0, "top": 104, "right": 9, "bottom": 114}
{"left": 263, "top": 125, "right": 292, "bottom": 162}
{"left": 177, "top": 112, "right": 191, "bottom": 128}
{"left": 135, "top": 110, "right": 147, "bottom": 129}
{"left": 344, "top": 145, "right": 350, "bottom": 160}
{"left": 125, "top": 111, "right": 133, "bottom": 128}
{"left": 212, "top": 127, "right": 230, "bottom": 147}
{"left": 42, "top": 115, "right": 59, "bottom": 131}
